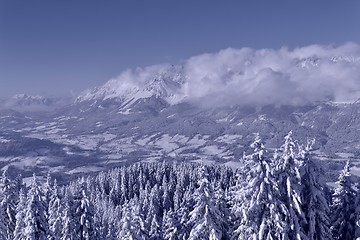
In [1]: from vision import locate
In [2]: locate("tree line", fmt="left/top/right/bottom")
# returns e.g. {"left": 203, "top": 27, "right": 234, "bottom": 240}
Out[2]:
{"left": 0, "top": 132, "right": 359, "bottom": 239}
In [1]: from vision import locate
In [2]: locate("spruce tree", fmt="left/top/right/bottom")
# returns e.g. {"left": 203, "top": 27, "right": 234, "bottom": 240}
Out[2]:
{"left": 162, "top": 209, "right": 180, "bottom": 240}
{"left": 13, "top": 189, "right": 27, "bottom": 240}
{"left": 117, "top": 198, "right": 146, "bottom": 240}
{"left": 0, "top": 200, "right": 7, "bottom": 240}
{"left": 73, "top": 181, "right": 98, "bottom": 240}
{"left": 231, "top": 134, "right": 286, "bottom": 240}
{"left": 61, "top": 190, "right": 76, "bottom": 240}
{"left": 149, "top": 214, "right": 162, "bottom": 240}
{"left": 355, "top": 182, "right": 360, "bottom": 239}
{"left": 187, "top": 165, "right": 226, "bottom": 240}
{"left": 23, "top": 174, "right": 49, "bottom": 240}
{"left": 162, "top": 175, "right": 173, "bottom": 212}
{"left": 48, "top": 181, "right": 63, "bottom": 240}
{"left": 145, "top": 184, "right": 162, "bottom": 231}
{"left": 272, "top": 132, "right": 307, "bottom": 240}
{"left": 298, "top": 141, "right": 331, "bottom": 240}
{"left": 176, "top": 187, "right": 194, "bottom": 239}
{"left": 0, "top": 169, "right": 18, "bottom": 240}
{"left": 331, "top": 161, "right": 356, "bottom": 240}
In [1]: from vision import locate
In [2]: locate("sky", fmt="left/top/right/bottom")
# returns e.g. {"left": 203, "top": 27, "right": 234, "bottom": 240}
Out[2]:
{"left": 0, "top": 1, "right": 360, "bottom": 98}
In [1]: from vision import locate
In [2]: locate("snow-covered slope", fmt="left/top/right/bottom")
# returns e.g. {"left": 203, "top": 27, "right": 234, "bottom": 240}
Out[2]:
{"left": 2, "top": 97, "right": 360, "bottom": 182}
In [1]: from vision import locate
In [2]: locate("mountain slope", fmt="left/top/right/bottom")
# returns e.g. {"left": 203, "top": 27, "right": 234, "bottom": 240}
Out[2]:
{"left": 1, "top": 52, "right": 360, "bottom": 181}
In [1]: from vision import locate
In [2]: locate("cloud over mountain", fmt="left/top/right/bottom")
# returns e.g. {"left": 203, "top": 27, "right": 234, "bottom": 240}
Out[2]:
{"left": 182, "top": 42, "right": 360, "bottom": 107}
{"left": 80, "top": 42, "right": 360, "bottom": 107}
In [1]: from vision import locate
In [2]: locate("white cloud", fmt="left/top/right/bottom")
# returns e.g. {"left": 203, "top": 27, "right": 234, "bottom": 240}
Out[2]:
{"left": 89, "top": 42, "right": 360, "bottom": 107}
{"left": 181, "top": 42, "right": 360, "bottom": 106}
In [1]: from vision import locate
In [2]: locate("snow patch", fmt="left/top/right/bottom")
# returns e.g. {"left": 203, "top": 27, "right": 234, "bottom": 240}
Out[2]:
{"left": 67, "top": 166, "right": 104, "bottom": 174}
{"left": 215, "top": 134, "right": 242, "bottom": 144}
{"left": 0, "top": 137, "right": 11, "bottom": 143}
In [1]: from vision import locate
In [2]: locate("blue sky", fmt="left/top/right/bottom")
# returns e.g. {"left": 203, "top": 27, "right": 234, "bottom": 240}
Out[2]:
{"left": 0, "top": 1, "right": 359, "bottom": 98}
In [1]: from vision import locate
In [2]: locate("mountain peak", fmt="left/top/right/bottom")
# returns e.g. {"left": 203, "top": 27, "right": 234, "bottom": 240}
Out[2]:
{"left": 9, "top": 94, "right": 53, "bottom": 106}
{"left": 76, "top": 65, "right": 186, "bottom": 106}
{"left": 0, "top": 94, "right": 60, "bottom": 112}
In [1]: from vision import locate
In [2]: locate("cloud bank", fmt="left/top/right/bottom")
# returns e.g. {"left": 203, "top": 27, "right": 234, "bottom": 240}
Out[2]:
{"left": 182, "top": 42, "right": 360, "bottom": 107}
{"left": 90, "top": 42, "right": 360, "bottom": 107}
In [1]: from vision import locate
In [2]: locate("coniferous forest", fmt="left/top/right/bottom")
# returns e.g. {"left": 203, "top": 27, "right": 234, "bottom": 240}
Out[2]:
{"left": 1, "top": 133, "right": 360, "bottom": 240}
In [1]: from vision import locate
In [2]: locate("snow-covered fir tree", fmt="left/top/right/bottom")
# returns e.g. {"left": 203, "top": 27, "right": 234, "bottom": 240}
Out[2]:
{"left": 231, "top": 134, "right": 288, "bottom": 240}
{"left": 149, "top": 213, "right": 162, "bottom": 239}
{"left": 23, "top": 174, "right": 49, "bottom": 240}
{"left": 162, "top": 209, "right": 180, "bottom": 240}
{"left": 0, "top": 200, "right": 7, "bottom": 240}
{"left": 145, "top": 184, "right": 162, "bottom": 237}
{"left": 298, "top": 141, "right": 331, "bottom": 240}
{"left": 61, "top": 189, "right": 77, "bottom": 240}
{"left": 161, "top": 175, "right": 173, "bottom": 212}
{"left": 117, "top": 198, "right": 146, "bottom": 240}
{"left": 13, "top": 188, "right": 27, "bottom": 240}
{"left": 175, "top": 186, "right": 195, "bottom": 239}
{"left": 272, "top": 131, "right": 307, "bottom": 240}
{"left": 0, "top": 169, "right": 18, "bottom": 240}
{"left": 331, "top": 160, "right": 356, "bottom": 240}
{"left": 47, "top": 181, "right": 63, "bottom": 240}
{"left": 72, "top": 180, "right": 98, "bottom": 240}
{"left": 355, "top": 182, "right": 360, "bottom": 239}
{"left": 187, "top": 165, "right": 227, "bottom": 240}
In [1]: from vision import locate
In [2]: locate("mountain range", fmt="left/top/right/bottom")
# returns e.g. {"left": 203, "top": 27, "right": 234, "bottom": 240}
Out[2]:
{"left": 1, "top": 57, "right": 360, "bottom": 183}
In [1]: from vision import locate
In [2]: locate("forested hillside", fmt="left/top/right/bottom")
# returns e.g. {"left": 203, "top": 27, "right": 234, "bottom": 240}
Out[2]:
{"left": 0, "top": 133, "right": 359, "bottom": 239}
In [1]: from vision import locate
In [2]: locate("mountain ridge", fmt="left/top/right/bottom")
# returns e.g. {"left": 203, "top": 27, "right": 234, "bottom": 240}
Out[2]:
{"left": 75, "top": 54, "right": 360, "bottom": 109}
{"left": 1, "top": 53, "right": 360, "bottom": 181}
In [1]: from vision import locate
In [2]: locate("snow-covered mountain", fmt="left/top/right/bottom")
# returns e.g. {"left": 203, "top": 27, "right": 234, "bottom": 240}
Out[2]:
{"left": 10, "top": 94, "right": 53, "bottom": 106}
{"left": 1, "top": 52, "right": 360, "bottom": 182}
{"left": 76, "top": 65, "right": 186, "bottom": 107}
{"left": 0, "top": 94, "right": 66, "bottom": 112}
{"left": 75, "top": 51, "right": 360, "bottom": 110}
